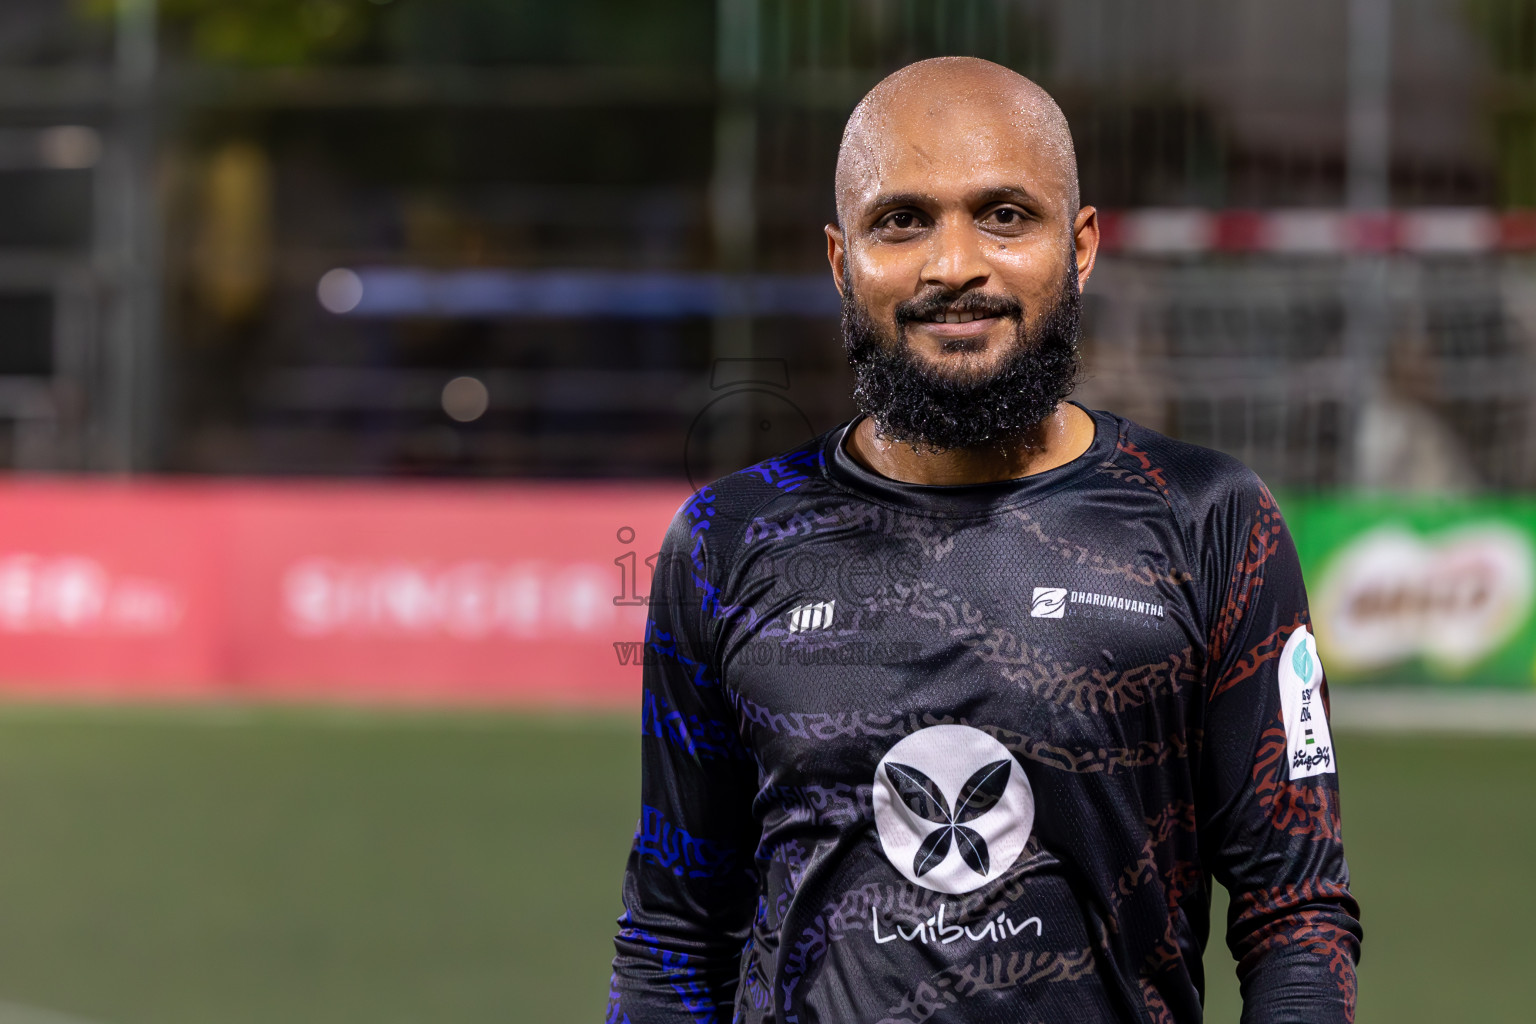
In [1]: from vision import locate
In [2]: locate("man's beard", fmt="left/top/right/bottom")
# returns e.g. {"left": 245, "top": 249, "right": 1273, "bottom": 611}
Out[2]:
{"left": 841, "top": 262, "right": 1083, "bottom": 453}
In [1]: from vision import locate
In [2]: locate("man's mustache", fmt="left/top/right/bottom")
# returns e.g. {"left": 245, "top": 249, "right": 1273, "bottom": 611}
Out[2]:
{"left": 894, "top": 290, "right": 1024, "bottom": 326}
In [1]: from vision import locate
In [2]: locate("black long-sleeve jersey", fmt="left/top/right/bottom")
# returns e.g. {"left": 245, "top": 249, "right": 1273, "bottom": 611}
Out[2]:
{"left": 609, "top": 405, "right": 1361, "bottom": 1024}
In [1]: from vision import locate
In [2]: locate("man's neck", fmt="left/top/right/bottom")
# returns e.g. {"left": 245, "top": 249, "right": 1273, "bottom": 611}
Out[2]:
{"left": 844, "top": 401, "right": 1097, "bottom": 486}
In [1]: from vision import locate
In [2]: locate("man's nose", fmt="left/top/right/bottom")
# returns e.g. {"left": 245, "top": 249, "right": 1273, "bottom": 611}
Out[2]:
{"left": 921, "top": 217, "right": 990, "bottom": 293}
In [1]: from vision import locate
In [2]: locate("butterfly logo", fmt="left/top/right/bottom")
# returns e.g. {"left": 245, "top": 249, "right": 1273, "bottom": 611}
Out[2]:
{"left": 884, "top": 758, "right": 1012, "bottom": 878}
{"left": 872, "top": 724, "right": 1035, "bottom": 894}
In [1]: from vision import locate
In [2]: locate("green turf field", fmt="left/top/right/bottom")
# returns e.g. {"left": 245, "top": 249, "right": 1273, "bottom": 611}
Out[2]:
{"left": 0, "top": 708, "right": 1527, "bottom": 1023}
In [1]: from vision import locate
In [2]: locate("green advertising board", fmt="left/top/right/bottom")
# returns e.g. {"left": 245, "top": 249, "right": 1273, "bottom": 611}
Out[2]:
{"left": 1285, "top": 496, "right": 1536, "bottom": 688}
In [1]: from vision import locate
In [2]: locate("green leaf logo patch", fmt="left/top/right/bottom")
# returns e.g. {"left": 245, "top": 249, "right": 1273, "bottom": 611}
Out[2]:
{"left": 1292, "top": 641, "right": 1315, "bottom": 683}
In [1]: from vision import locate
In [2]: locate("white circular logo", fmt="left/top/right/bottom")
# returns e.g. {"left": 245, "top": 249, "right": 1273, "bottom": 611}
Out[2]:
{"left": 872, "top": 724, "right": 1035, "bottom": 895}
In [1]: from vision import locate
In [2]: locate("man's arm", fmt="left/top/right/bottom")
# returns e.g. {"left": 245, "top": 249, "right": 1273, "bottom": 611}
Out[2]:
{"left": 608, "top": 493, "right": 761, "bottom": 1023}
{"left": 1197, "top": 479, "right": 1362, "bottom": 1024}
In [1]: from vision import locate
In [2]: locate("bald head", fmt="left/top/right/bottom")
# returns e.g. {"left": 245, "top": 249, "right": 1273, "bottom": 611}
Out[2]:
{"left": 834, "top": 57, "right": 1079, "bottom": 229}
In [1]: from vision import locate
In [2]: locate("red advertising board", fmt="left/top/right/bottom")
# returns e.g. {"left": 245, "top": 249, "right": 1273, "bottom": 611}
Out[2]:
{"left": 0, "top": 479, "right": 686, "bottom": 706}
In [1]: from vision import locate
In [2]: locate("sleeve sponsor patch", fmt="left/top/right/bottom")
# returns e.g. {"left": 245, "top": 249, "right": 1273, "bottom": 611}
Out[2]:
{"left": 1279, "top": 624, "right": 1335, "bottom": 778}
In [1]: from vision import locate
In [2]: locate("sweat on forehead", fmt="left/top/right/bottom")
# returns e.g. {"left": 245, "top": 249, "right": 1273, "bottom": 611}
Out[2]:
{"left": 834, "top": 56, "right": 1079, "bottom": 225}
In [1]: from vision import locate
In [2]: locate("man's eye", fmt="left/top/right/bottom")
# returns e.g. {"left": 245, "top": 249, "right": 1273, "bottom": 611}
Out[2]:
{"left": 990, "top": 208, "right": 1021, "bottom": 225}
{"left": 886, "top": 212, "right": 917, "bottom": 229}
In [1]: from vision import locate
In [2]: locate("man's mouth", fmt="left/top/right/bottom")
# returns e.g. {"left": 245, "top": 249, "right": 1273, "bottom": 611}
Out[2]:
{"left": 902, "top": 298, "right": 1020, "bottom": 328}
{"left": 892, "top": 294, "right": 1022, "bottom": 341}
{"left": 908, "top": 306, "right": 1013, "bottom": 339}
{"left": 925, "top": 310, "right": 995, "bottom": 324}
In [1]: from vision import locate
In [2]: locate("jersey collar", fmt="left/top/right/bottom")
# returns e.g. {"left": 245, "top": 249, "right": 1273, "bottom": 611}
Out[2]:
{"left": 822, "top": 402, "right": 1117, "bottom": 515}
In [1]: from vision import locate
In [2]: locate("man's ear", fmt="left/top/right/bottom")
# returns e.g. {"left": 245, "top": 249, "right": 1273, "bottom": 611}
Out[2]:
{"left": 825, "top": 223, "right": 847, "bottom": 297}
{"left": 1073, "top": 206, "right": 1100, "bottom": 291}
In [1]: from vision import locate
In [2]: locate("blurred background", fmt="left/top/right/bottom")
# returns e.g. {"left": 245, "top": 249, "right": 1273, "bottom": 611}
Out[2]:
{"left": 0, "top": 1, "right": 1533, "bottom": 1022}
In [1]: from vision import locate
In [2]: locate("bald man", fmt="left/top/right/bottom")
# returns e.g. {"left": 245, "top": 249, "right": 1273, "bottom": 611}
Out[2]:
{"left": 610, "top": 58, "right": 1360, "bottom": 1024}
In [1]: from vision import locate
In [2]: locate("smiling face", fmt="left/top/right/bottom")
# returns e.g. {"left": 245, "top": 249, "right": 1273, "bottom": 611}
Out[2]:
{"left": 826, "top": 59, "right": 1098, "bottom": 446}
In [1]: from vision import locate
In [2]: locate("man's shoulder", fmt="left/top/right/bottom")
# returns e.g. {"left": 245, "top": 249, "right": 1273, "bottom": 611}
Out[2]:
{"left": 1099, "top": 409, "right": 1270, "bottom": 516}
{"left": 662, "top": 427, "right": 843, "bottom": 558}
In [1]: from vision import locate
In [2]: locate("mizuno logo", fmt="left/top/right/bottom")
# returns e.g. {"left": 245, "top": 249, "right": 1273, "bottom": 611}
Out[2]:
{"left": 787, "top": 600, "right": 835, "bottom": 633}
